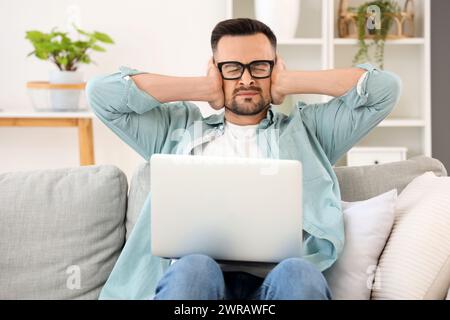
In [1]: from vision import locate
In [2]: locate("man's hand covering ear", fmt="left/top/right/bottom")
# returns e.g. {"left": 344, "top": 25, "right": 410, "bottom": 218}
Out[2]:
{"left": 270, "top": 55, "right": 287, "bottom": 105}
{"left": 207, "top": 57, "right": 225, "bottom": 110}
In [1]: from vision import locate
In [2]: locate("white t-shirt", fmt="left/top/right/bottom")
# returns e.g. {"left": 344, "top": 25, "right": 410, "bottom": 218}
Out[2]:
{"left": 193, "top": 120, "right": 263, "bottom": 158}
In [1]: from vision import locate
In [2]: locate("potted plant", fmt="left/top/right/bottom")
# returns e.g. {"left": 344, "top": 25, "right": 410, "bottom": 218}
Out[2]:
{"left": 25, "top": 26, "right": 114, "bottom": 111}
{"left": 351, "top": 0, "right": 401, "bottom": 69}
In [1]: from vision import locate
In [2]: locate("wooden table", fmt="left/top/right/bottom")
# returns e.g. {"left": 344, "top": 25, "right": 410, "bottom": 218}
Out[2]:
{"left": 0, "top": 111, "right": 95, "bottom": 166}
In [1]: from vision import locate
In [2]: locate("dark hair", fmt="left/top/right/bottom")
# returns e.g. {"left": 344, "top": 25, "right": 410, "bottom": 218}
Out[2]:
{"left": 210, "top": 18, "right": 277, "bottom": 52}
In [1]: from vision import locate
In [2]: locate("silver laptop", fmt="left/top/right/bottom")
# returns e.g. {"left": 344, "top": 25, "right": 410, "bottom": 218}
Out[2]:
{"left": 150, "top": 154, "right": 303, "bottom": 263}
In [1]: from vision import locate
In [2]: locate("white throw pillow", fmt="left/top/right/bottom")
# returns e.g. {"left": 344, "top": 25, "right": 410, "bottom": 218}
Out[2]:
{"left": 323, "top": 189, "right": 398, "bottom": 300}
{"left": 372, "top": 172, "right": 450, "bottom": 300}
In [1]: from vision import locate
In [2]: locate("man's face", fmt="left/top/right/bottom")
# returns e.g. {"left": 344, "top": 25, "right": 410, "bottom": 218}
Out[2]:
{"left": 214, "top": 33, "right": 275, "bottom": 116}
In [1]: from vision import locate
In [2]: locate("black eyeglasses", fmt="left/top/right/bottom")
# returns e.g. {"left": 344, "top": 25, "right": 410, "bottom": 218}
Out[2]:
{"left": 217, "top": 60, "right": 275, "bottom": 80}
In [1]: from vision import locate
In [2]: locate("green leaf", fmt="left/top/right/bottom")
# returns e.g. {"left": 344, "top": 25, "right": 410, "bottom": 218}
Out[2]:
{"left": 91, "top": 44, "right": 105, "bottom": 52}
{"left": 79, "top": 54, "right": 91, "bottom": 64}
{"left": 74, "top": 40, "right": 90, "bottom": 50}
{"left": 35, "top": 49, "right": 49, "bottom": 60}
{"left": 25, "top": 30, "right": 46, "bottom": 42}
{"left": 92, "top": 31, "right": 114, "bottom": 44}
{"left": 55, "top": 56, "right": 68, "bottom": 68}
{"left": 74, "top": 24, "right": 90, "bottom": 37}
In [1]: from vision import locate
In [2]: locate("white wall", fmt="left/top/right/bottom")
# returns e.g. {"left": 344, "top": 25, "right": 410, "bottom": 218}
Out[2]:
{"left": 0, "top": 0, "right": 226, "bottom": 181}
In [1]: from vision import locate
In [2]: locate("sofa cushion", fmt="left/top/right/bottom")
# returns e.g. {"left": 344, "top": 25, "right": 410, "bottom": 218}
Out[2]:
{"left": 334, "top": 155, "right": 447, "bottom": 202}
{"left": 324, "top": 189, "right": 398, "bottom": 300}
{"left": 371, "top": 172, "right": 450, "bottom": 300}
{"left": 0, "top": 165, "right": 127, "bottom": 299}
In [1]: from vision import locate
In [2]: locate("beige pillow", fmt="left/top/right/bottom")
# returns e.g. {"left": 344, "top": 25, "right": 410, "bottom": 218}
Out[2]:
{"left": 371, "top": 172, "right": 450, "bottom": 300}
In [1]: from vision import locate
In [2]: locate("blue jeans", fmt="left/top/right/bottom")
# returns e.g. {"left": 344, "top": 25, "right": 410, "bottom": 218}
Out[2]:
{"left": 154, "top": 254, "right": 332, "bottom": 300}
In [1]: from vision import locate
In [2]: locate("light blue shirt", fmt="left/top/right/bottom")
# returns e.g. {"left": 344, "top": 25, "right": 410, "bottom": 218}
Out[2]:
{"left": 86, "top": 63, "right": 401, "bottom": 299}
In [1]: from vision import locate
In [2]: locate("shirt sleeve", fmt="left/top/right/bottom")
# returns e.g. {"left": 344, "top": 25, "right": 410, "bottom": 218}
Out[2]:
{"left": 86, "top": 66, "right": 202, "bottom": 161}
{"left": 298, "top": 63, "right": 402, "bottom": 165}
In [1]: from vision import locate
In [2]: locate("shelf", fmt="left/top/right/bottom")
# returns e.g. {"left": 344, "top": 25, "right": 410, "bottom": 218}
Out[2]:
{"left": 378, "top": 119, "right": 426, "bottom": 127}
{"left": 0, "top": 110, "right": 94, "bottom": 118}
{"left": 228, "top": 0, "right": 431, "bottom": 162}
{"left": 27, "top": 81, "right": 86, "bottom": 90}
{"left": 278, "top": 38, "right": 323, "bottom": 45}
{"left": 334, "top": 38, "right": 425, "bottom": 45}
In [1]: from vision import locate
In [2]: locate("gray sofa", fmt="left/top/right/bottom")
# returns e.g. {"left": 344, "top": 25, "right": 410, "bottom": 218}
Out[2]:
{"left": 0, "top": 155, "right": 448, "bottom": 299}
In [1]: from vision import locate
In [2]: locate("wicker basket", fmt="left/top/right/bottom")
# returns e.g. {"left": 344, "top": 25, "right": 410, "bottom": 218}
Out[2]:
{"left": 337, "top": 0, "right": 415, "bottom": 39}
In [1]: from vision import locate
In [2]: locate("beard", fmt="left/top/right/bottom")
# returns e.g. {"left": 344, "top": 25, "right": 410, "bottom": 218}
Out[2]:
{"left": 225, "top": 95, "right": 270, "bottom": 116}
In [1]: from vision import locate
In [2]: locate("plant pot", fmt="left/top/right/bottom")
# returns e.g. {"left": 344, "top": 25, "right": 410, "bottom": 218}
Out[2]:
{"left": 49, "top": 70, "right": 84, "bottom": 111}
{"left": 254, "top": 0, "right": 301, "bottom": 40}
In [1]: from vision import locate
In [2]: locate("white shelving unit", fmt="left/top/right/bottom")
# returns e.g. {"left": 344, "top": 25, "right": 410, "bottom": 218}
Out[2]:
{"left": 226, "top": 0, "right": 431, "bottom": 166}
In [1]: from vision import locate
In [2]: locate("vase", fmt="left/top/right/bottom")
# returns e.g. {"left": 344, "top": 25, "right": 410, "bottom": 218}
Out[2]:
{"left": 49, "top": 70, "right": 84, "bottom": 111}
{"left": 254, "top": 0, "right": 301, "bottom": 40}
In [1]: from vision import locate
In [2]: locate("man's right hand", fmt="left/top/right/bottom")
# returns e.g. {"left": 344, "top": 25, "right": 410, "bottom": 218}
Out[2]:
{"left": 207, "top": 58, "right": 225, "bottom": 110}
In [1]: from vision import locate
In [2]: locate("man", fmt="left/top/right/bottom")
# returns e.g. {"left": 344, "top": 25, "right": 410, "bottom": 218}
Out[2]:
{"left": 87, "top": 18, "right": 401, "bottom": 300}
